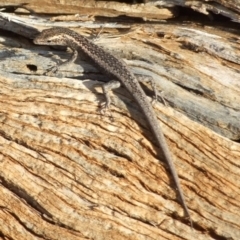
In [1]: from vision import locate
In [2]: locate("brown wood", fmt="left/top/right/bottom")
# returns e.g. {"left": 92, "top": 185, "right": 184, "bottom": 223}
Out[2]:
{"left": 0, "top": 1, "right": 240, "bottom": 239}
{"left": 1, "top": 0, "right": 240, "bottom": 22}
{"left": 0, "top": 70, "right": 239, "bottom": 239}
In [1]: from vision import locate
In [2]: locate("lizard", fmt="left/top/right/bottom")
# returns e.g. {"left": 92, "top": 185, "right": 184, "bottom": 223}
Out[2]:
{"left": 33, "top": 27, "right": 192, "bottom": 227}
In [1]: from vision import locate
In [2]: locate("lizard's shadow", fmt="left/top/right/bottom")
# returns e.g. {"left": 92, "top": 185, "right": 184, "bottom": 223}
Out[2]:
{"left": 82, "top": 75, "right": 168, "bottom": 165}
{"left": 82, "top": 77, "right": 183, "bottom": 214}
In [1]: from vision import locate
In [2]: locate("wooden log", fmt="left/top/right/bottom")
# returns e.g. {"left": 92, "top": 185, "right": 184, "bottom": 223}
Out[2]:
{"left": 0, "top": 70, "right": 239, "bottom": 238}
{"left": 0, "top": 1, "right": 240, "bottom": 239}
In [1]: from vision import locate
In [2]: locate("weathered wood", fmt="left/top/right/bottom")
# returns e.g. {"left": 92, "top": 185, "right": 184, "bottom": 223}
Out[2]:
{"left": 0, "top": 69, "right": 239, "bottom": 239}
{"left": 0, "top": 1, "right": 240, "bottom": 239}
{"left": 0, "top": 0, "right": 175, "bottom": 20}
{"left": 1, "top": 0, "right": 240, "bottom": 22}
{"left": 0, "top": 18, "right": 239, "bottom": 139}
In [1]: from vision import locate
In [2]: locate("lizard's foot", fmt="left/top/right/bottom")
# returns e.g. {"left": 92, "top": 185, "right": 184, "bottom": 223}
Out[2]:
{"left": 151, "top": 89, "right": 167, "bottom": 106}
{"left": 99, "top": 101, "right": 114, "bottom": 121}
{"left": 44, "top": 65, "right": 59, "bottom": 76}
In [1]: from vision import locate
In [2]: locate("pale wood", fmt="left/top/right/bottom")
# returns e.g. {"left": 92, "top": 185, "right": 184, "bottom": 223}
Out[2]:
{"left": 0, "top": 0, "right": 175, "bottom": 20}
{"left": 1, "top": 0, "right": 240, "bottom": 22}
{"left": 0, "top": 1, "right": 240, "bottom": 239}
{"left": 0, "top": 71, "right": 239, "bottom": 239}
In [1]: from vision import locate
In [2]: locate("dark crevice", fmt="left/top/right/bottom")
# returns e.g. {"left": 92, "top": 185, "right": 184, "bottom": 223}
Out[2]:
{"left": 2, "top": 208, "right": 50, "bottom": 238}
{"left": 26, "top": 64, "right": 37, "bottom": 72}
{"left": 0, "top": 177, "right": 87, "bottom": 236}
{"left": 101, "top": 144, "right": 133, "bottom": 162}
{"left": 0, "top": 230, "right": 14, "bottom": 240}
{"left": 174, "top": 82, "right": 205, "bottom": 96}
{"left": 101, "top": 164, "right": 125, "bottom": 178}
{"left": 208, "top": 228, "right": 233, "bottom": 240}
{"left": 0, "top": 176, "right": 53, "bottom": 219}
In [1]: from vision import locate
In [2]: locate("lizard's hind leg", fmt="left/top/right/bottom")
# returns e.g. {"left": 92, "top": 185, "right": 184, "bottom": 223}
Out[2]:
{"left": 136, "top": 75, "right": 166, "bottom": 106}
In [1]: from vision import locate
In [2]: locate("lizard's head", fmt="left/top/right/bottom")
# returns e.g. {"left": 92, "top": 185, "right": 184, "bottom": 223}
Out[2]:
{"left": 34, "top": 28, "right": 68, "bottom": 46}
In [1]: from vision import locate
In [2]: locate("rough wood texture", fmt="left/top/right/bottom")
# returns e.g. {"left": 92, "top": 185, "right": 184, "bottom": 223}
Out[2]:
{"left": 0, "top": 1, "right": 240, "bottom": 239}
{"left": 1, "top": 0, "right": 240, "bottom": 22}
{"left": 0, "top": 71, "right": 239, "bottom": 239}
{"left": 0, "top": 0, "right": 175, "bottom": 20}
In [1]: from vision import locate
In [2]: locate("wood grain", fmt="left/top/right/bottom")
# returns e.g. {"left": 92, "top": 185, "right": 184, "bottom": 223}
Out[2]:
{"left": 0, "top": 1, "right": 240, "bottom": 238}
{"left": 0, "top": 71, "right": 239, "bottom": 239}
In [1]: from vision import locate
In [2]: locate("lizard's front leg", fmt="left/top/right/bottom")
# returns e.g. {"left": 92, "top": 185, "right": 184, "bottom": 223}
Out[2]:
{"left": 45, "top": 49, "right": 78, "bottom": 75}
{"left": 100, "top": 80, "right": 121, "bottom": 116}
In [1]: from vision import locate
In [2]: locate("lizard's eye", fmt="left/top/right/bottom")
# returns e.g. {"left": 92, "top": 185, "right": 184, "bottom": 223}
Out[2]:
{"left": 47, "top": 40, "right": 52, "bottom": 43}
